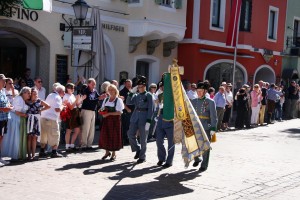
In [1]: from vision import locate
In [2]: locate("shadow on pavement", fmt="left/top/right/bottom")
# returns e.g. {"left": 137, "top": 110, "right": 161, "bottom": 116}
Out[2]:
{"left": 102, "top": 169, "right": 200, "bottom": 200}
{"left": 55, "top": 159, "right": 108, "bottom": 171}
{"left": 83, "top": 162, "right": 162, "bottom": 177}
{"left": 282, "top": 127, "right": 300, "bottom": 139}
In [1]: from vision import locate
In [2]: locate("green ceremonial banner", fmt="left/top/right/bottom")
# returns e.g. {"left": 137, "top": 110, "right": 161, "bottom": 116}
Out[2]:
{"left": 162, "top": 73, "right": 174, "bottom": 121}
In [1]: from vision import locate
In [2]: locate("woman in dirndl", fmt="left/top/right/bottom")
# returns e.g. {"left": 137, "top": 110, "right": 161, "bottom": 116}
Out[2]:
{"left": 26, "top": 88, "right": 50, "bottom": 160}
{"left": 98, "top": 84, "right": 124, "bottom": 161}
{"left": 2, "top": 87, "right": 31, "bottom": 160}
{"left": 63, "top": 83, "right": 82, "bottom": 151}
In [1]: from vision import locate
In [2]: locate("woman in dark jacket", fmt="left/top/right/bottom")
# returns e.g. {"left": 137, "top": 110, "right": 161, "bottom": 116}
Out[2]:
{"left": 235, "top": 88, "right": 250, "bottom": 129}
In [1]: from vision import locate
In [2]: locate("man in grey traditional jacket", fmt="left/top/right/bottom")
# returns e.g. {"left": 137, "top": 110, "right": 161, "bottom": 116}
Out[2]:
{"left": 191, "top": 82, "right": 217, "bottom": 172}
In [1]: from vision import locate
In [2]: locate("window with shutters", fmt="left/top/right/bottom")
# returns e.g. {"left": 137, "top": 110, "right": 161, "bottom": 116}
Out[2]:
{"left": 239, "top": 0, "right": 252, "bottom": 32}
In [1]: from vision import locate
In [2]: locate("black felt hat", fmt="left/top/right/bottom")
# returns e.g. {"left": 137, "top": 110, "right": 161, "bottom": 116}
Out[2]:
{"left": 197, "top": 82, "right": 209, "bottom": 90}
{"left": 137, "top": 76, "right": 147, "bottom": 86}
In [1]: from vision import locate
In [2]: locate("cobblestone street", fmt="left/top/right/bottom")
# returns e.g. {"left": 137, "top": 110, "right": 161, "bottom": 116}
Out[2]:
{"left": 1, "top": 119, "right": 300, "bottom": 200}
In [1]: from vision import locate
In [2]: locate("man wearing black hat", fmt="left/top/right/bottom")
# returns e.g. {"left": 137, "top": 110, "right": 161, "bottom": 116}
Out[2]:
{"left": 155, "top": 75, "right": 175, "bottom": 168}
{"left": 127, "top": 76, "right": 154, "bottom": 164}
{"left": 191, "top": 82, "right": 217, "bottom": 172}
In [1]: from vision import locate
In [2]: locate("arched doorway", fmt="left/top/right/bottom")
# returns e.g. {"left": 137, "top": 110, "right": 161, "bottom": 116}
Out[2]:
{"left": 254, "top": 65, "right": 275, "bottom": 84}
{"left": 0, "top": 31, "right": 26, "bottom": 77}
{"left": 204, "top": 60, "right": 247, "bottom": 90}
{"left": 0, "top": 19, "right": 50, "bottom": 89}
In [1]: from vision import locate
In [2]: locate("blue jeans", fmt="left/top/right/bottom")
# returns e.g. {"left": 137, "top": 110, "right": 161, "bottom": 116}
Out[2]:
{"left": 275, "top": 102, "right": 282, "bottom": 120}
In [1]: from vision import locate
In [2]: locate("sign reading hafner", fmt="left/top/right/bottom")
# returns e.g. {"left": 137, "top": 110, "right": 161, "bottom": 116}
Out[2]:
{"left": 23, "top": 0, "right": 52, "bottom": 13}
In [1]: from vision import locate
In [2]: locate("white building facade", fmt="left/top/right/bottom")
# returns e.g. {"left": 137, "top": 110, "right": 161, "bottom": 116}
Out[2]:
{"left": 0, "top": 0, "right": 186, "bottom": 91}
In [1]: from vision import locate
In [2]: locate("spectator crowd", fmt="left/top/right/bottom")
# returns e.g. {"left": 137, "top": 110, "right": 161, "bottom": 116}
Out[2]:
{"left": 0, "top": 69, "right": 300, "bottom": 170}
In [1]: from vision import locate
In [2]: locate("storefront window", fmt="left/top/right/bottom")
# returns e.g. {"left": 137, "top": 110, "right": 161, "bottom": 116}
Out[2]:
{"left": 205, "top": 62, "right": 245, "bottom": 90}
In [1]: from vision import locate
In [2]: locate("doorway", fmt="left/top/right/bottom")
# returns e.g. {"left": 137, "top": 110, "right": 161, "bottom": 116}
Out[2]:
{"left": 136, "top": 61, "right": 149, "bottom": 81}
{"left": 0, "top": 32, "right": 27, "bottom": 78}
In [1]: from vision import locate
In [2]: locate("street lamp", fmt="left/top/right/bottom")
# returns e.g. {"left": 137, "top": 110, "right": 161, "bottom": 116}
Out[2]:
{"left": 72, "top": 0, "right": 90, "bottom": 26}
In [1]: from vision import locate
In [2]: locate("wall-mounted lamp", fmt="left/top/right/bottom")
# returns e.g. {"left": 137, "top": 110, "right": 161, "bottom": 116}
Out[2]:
{"left": 72, "top": 0, "right": 90, "bottom": 26}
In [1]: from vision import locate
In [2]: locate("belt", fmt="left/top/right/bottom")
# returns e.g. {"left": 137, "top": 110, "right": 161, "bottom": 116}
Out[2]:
{"left": 198, "top": 115, "right": 210, "bottom": 120}
{"left": 136, "top": 108, "right": 148, "bottom": 111}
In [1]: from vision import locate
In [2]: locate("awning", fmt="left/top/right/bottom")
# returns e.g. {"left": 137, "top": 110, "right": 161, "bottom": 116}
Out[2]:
{"left": 282, "top": 68, "right": 299, "bottom": 79}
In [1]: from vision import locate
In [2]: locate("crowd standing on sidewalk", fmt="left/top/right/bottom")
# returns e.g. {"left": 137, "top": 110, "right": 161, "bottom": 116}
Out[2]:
{"left": 0, "top": 69, "right": 300, "bottom": 173}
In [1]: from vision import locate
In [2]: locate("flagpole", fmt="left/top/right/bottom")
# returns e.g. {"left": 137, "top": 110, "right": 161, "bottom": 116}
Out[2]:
{"left": 230, "top": 7, "right": 241, "bottom": 122}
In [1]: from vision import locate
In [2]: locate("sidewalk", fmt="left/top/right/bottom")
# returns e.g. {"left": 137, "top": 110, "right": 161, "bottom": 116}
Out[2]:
{"left": 1, "top": 119, "right": 300, "bottom": 200}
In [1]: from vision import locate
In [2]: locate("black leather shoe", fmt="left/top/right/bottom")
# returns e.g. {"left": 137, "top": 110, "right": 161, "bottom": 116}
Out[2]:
{"left": 39, "top": 152, "right": 47, "bottom": 157}
{"left": 199, "top": 167, "right": 207, "bottom": 173}
{"left": 134, "top": 150, "right": 140, "bottom": 159}
{"left": 136, "top": 159, "right": 145, "bottom": 164}
{"left": 193, "top": 160, "right": 201, "bottom": 167}
{"left": 162, "top": 163, "right": 172, "bottom": 168}
{"left": 157, "top": 161, "right": 164, "bottom": 166}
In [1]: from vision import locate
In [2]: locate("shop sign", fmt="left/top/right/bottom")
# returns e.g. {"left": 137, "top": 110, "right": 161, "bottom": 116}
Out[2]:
{"left": 102, "top": 23, "right": 125, "bottom": 32}
{"left": 73, "top": 27, "right": 92, "bottom": 50}
{"left": 1, "top": 6, "right": 38, "bottom": 21}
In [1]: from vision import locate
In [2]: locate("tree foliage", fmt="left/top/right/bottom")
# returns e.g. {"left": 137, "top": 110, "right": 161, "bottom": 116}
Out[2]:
{"left": 0, "top": 0, "right": 22, "bottom": 17}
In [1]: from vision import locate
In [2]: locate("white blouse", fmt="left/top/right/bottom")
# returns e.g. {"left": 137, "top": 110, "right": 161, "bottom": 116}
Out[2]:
{"left": 12, "top": 95, "right": 28, "bottom": 113}
{"left": 101, "top": 97, "right": 124, "bottom": 113}
{"left": 63, "top": 93, "right": 76, "bottom": 108}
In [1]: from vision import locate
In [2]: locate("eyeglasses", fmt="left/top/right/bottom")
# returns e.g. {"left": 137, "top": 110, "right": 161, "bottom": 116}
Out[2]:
{"left": 21, "top": 81, "right": 26, "bottom": 84}
{"left": 38, "top": 81, "right": 42, "bottom": 83}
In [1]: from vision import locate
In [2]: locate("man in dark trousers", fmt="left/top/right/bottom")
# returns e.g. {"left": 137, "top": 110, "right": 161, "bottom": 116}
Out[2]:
{"left": 127, "top": 76, "right": 153, "bottom": 164}
{"left": 120, "top": 79, "right": 133, "bottom": 145}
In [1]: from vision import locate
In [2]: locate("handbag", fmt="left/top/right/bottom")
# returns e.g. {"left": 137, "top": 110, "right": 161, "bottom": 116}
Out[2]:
{"left": 211, "top": 133, "right": 217, "bottom": 143}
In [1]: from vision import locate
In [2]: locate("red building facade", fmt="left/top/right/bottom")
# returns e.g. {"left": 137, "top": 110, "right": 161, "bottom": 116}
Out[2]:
{"left": 178, "top": 0, "right": 287, "bottom": 89}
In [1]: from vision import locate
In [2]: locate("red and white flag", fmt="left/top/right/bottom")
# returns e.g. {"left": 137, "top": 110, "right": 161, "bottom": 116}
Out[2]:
{"left": 226, "top": 0, "right": 242, "bottom": 47}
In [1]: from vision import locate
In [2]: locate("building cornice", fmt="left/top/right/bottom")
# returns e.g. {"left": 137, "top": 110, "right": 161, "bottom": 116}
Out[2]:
{"left": 180, "top": 39, "right": 282, "bottom": 56}
{"left": 128, "top": 19, "right": 186, "bottom": 41}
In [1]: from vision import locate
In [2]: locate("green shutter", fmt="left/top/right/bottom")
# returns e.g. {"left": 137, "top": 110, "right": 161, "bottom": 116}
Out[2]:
{"left": 155, "top": 0, "right": 162, "bottom": 5}
{"left": 174, "top": 0, "right": 182, "bottom": 9}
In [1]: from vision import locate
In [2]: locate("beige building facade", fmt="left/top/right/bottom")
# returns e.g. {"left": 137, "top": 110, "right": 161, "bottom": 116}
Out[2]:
{"left": 0, "top": 0, "right": 186, "bottom": 91}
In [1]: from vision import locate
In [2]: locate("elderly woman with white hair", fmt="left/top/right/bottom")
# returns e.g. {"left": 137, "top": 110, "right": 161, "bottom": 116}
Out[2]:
{"left": 2, "top": 87, "right": 31, "bottom": 160}
{"left": 39, "top": 84, "right": 65, "bottom": 158}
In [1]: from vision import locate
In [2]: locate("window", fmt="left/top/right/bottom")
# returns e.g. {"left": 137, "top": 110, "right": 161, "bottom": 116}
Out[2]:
{"left": 155, "top": 0, "right": 182, "bottom": 9}
{"left": 293, "top": 19, "right": 300, "bottom": 47}
{"left": 267, "top": 7, "right": 279, "bottom": 41}
{"left": 127, "top": 0, "right": 140, "bottom": 3}
{"left": 240, "top": 0, "right": 252, "bottom": 32}
{"left": 212, "top": 0, "right": 221, "bottom": 27}
{"left": 162, "top": 0, "right": 171, "bottom": 6}
{"left": 210, "top": 0, "right": 226, "bottom": 31}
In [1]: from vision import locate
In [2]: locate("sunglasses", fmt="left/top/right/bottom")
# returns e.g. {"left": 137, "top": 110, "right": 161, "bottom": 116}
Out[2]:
{"left": 38, "top": 80, "right": 42, "bottom": 83}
